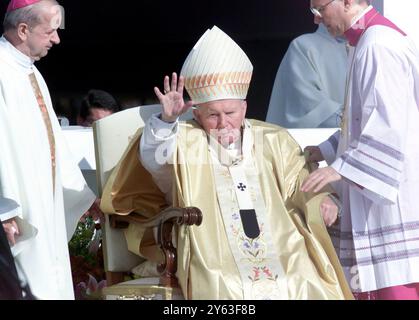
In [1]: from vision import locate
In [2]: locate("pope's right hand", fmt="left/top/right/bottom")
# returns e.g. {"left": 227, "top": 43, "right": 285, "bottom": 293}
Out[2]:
{"left": 154, "top": 72, "right": 195, "bottom": 123}
{"left": 2, "top": 218, "right": 19, "bottom": 246}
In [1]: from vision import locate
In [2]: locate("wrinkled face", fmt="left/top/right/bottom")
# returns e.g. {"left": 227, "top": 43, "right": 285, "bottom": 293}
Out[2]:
{"left": 311, "top": 0, "right": 347, "bottom": 37}
{"left": 193, "top": 99, "right": 247, "bottom": 147}
{"left": 24, "top": 3, "right": 61, "bottom": 60}
{"left": 78, "top": 108, "right": 113, "bottom": 127}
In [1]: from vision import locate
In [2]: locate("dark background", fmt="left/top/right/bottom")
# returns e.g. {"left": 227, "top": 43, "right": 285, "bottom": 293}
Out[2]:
{"left": 0, "top": 0, "right": 316, "bottom": 122}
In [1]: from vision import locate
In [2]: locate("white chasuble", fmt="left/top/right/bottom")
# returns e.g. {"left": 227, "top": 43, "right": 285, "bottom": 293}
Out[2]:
{"left": 0, "top": 36, "right": 95, "bottom": 299}
{"left": 266, "top": 24, "right": 347, "bottom": 128}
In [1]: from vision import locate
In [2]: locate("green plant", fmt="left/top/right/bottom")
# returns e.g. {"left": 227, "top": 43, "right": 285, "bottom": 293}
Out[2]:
{"left": 69, "top": 217, "right": 106, "bottom": 299}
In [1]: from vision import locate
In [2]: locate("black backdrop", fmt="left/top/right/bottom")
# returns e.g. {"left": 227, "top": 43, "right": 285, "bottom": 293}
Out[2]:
{"left": 0, "top": 0, "right": 316, "bottom": 121}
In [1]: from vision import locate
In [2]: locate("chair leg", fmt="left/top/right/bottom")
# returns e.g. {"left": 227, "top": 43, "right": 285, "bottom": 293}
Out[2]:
{"left": 159, "top": 274, "right": 179, "bottom": 288}
{"left": 106, "top": 271, "right": 125, "bottom": 286}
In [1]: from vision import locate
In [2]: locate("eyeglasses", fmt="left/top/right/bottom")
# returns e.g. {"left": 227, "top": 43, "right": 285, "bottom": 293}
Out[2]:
{"left": 310, "top": 0, "right": 336, "bottom": 18}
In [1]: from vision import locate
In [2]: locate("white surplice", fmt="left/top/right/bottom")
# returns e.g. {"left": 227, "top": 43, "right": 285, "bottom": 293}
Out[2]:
{"left": 320, "top": 25, "right": 419, "bottom": 292}
{"left": 0, "top": 37, "right": 95, "bottom": 299}
{"left": 266, "top": 24, "right": 347, "bottom": 128}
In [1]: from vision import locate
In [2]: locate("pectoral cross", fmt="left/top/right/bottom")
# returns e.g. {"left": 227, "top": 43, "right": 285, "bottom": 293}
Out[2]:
{"left": 237, "top": 183, "right": 247, "bottom": 191}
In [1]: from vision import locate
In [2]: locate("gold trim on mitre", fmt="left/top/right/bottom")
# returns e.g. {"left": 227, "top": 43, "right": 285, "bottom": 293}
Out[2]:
{"left": 180, "top": 26, "right": 253, "bottom": 104}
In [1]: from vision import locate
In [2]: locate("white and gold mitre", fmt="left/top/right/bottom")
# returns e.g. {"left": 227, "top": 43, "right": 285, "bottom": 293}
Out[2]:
{"left": 180, "top": 26, "right": 253, "bottom": 104}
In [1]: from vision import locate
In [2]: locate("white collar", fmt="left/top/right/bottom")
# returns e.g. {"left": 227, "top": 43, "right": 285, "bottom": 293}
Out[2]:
{"left": 0, "top": 36, "right": 34, "bottom": 70}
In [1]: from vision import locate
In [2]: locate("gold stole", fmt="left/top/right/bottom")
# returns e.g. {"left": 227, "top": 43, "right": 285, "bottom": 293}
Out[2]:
{"left": 29, "top": 73, "right": 56, "bottom": 193}
{"left": 206, "top": 124, "right": 289, "bottom": 299}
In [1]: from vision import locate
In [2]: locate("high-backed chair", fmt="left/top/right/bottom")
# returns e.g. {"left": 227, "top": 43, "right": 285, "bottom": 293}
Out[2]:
{"left": 288, "top": 128, "right": 338, "bottom": 167}
{"left": 287, "top": 128, "right": 337, "bottom": 150}
{"left": 93, "top": 105, "right": 201, "bottom": 299}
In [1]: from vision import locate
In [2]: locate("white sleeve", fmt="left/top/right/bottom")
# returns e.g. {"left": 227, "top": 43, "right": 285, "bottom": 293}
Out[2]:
{"left": 0, "top": 197, "right": 19, "bottom": 221}
{"left": 139, "top": 113, "right": 179, "bottom": 197}
{"left": 53, "top": 121, "right": 96, "bottom": 240}
{"left": 331, "top": 44, "right": 410, "bottom": 204}
{"left": 0, "top": 95, "right": 21, "bottom": 222}
{"left": 318, "top": 130, "right": 340, "bottom": 165}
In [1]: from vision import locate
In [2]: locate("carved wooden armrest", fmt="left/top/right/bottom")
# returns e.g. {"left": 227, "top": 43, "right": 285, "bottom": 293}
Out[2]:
{"left": 109, "top": 207, "right": 203, "bottom": 288}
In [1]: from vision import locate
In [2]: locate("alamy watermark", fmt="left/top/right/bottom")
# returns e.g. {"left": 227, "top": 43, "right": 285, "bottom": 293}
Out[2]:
{"left": 153, "top": 127, "right": 266, "bottom": 166}
{"left": 49, "top": 4, "right": 65, "bottom": 30}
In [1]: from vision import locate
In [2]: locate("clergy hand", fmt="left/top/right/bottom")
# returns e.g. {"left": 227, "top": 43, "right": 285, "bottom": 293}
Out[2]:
{"left": 300, "top": 166, "right": 342, "bottom": 193}
{"left": 304, "top": 146, "right": 324, "bottom": 163}
{"left": 320, "top": 196, "right": 338, "bottom": 227}
{"left": 2, "top": 218, "right": 19, "bottom": 246}
{"left": 154, "top": 72, "right": 195, "bottom": 123}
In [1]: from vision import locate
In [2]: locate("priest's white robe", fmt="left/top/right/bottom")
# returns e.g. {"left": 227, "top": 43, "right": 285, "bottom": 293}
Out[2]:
{"left": 320, "top": 25, "right": 419, "bottom": 292}
{"left": 0, "top": 36, "right": 96, "bottom": 299}
{"left": 266, "top": 24, "right": 347, "bottom": 128}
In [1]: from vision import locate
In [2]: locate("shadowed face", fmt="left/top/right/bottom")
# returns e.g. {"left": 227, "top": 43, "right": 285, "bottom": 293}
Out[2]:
{"left": 311, "top": 0, "right": 348, "bottom": 37}
{"left": 193, "top": 99, "right": 247, "bottom": 146}
{"left": 78, "top": 107, "right": 113, "bottom": 127}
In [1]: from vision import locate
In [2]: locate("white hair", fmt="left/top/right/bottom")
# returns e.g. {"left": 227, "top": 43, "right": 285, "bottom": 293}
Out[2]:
{"left": 3, "top": 0, "right": 58, "bottom": 32}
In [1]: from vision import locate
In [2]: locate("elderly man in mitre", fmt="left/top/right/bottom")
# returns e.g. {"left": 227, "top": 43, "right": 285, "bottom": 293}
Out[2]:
{"left": 101, "top": 26, "right": 353, "bottom": 300}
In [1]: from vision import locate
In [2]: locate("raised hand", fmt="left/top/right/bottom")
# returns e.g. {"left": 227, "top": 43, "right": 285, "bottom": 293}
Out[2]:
{"left": 154, "top": 72, "right": 194, "bottom": 123}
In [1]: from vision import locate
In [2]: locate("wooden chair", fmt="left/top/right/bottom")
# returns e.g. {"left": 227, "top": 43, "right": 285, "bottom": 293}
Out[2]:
{"left": 93, "top": 105, "right": 201, "bottom": 299}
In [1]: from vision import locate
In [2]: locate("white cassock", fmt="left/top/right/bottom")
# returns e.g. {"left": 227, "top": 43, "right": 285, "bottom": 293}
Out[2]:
{"left": 0, "top": 37, "right": 96, "bottom": 299}
{"left": 266, "top": 24, "right": 347, "bottom": 128}
{"left": 320, "top": 25, "right": 419, "bottom": 292}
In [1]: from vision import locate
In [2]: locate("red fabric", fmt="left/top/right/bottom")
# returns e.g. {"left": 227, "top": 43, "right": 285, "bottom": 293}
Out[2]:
{"left": 7, "top": 0, "right": 41, "bottom": 12}
{"left": 354, "top": 283, "right": 419, "bottom": 300}
{"left": 344, "top": 8, "right": 406, "bottom": 46}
